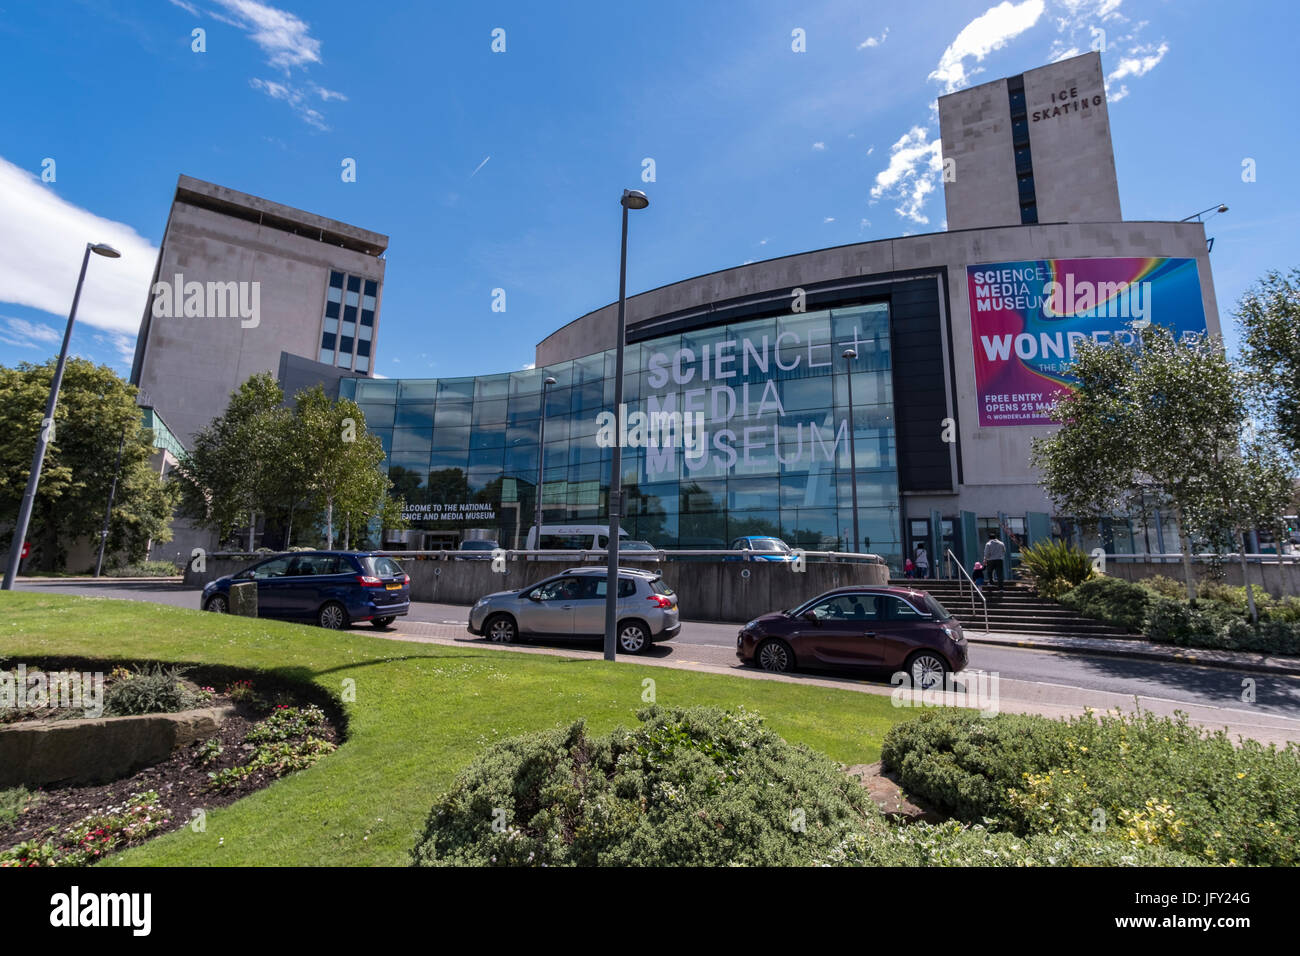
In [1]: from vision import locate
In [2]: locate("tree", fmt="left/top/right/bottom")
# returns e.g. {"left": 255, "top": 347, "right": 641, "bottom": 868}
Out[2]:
{"left": 177, "top": 373, "right": 288, "bottom": 549}
{"left": 1237, "top": 268, "right": 1300, "bottom": 459}
{"left": 0, "top": 359, "right": 178, "bottom": 571}
{"left": 1031, "top": 326, "right": 1291, "bottom": 599}
{"left": 289, "top": 386, "right": 397, "bottom": 549}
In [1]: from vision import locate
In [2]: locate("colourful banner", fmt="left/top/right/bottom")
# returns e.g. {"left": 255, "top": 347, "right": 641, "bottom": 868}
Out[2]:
{"left": 967, "top": 257, "right": 1206, "bottom": 426}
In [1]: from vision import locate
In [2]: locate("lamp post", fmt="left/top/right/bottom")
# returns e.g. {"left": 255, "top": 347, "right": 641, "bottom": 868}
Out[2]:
{"left": 842, "top": 348, "right": 861, "bottom": 555}
{"left": 604, "top": 188, "right": 649, "bottom": 661}
{"left": 533, "top": 376, "right": 557, "bottom": 551}
{"left": 3, "top": 241, "right": 120, "bottom": 589}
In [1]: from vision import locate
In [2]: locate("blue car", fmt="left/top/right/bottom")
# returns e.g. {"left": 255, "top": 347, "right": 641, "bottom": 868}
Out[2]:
{"left": 201, "top": 551, "right": 410, "bottom": 630}
{"left": 728, "top": 536, "right": 797, "bottom": 561}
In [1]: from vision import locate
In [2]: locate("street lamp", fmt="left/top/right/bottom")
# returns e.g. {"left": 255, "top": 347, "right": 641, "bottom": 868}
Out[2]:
{"left": 533, "top": 376, "right": 557, "bottom": 552}
{"left": 3, "top": 241, "right": 120, "bottom": 589}
{"left": 604, "top": 188, "right": 649, "bottom": 661}
{"left": 842, "top": 348, "right": 861, "bottom": 555}
{"left": 1180, "top": 203, "right": 1228, "bottom": 222}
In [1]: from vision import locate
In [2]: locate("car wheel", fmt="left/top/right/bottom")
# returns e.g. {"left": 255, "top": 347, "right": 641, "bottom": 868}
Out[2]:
{"left": 756, "top": 638, "right": 794, "bottom": 673}
{"left": 371, "top": 616, "right": 396, "bottom": 629}
{"left": 204, "top": 594, "right": 228, "bottom": 614}
{"left": 906, "top": 650, "right": 949, "bottom": 690}
{"left": 616, "top": 620, "right": 650, "bottom": 654}
{"left": 484, "top": 614, "right": 517, "bottom": 643}
{"left": 318, "top": 601, "right": 350, "bottom": 630}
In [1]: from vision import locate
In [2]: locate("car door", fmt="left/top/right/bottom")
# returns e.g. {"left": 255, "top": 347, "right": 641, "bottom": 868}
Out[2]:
{"left": 522, "top": 576, "right": 581, "bottom": 635}
{"left": 793, "top": 595, "right": 880, "bottom": 668}
{"left": 874, "top": 595, "right": 929, "bottom": 672}
{"left": 247, "top": 556, "right": 293, "bottom": 616}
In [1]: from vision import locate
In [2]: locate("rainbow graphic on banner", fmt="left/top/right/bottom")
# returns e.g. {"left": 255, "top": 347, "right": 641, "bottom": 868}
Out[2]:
{"left": 967, "top": 257, "right": 1206, "bottom": 427}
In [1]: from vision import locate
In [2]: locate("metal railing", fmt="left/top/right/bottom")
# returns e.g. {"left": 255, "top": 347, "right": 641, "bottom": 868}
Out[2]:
{"left": 196, "top": 548, "right": 888, "bottom": 564}
{"left": 944, "top": 548, "right": 989, "bottom": 634}
{"left": 1103, "top": 551, "right": 1300, "bottom": 565}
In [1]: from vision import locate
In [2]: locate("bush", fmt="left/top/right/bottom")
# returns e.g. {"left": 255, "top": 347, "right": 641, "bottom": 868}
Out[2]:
{"left": 1060, "top": 576, "right": 1152, "bottom": 631}
{"left": 411, "top": 706, "right": 878, "bottom": 867}
{"left": 828, "top": 820, "right": 1201, "bottom": 867}
{"left": 1139, "top": 575, "right": 1188, "bottom": 600}
{"left": 880, "top": 709, "right": 1300, "bottom": 866}
{"left": 104, "top": 560, "right": 180, "bottom": 578}
{"left": 104, "top": 664, "right": 194, "bottom": 716}
{"left": 1268, "top": 596, "right": 1300, "bottom": 623}
{"left": 1019, "top": 540, "right": 1094, "bottom": 595}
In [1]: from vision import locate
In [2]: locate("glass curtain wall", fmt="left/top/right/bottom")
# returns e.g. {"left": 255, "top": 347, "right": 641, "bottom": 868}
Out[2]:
{"left": 341, "top": 302, "right": 901, "bottom": 564}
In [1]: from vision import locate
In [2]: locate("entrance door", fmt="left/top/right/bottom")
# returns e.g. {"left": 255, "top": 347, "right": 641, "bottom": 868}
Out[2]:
{"left": 908, "top": 518, "right": 932, "bottom": 578}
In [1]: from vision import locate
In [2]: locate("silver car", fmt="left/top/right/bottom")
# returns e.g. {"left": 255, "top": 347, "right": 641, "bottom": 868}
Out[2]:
{"left": 467, "top": 567, "right": 681, "bottom": 654}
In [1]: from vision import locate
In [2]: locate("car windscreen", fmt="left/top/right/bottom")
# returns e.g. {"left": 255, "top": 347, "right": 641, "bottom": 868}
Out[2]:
{"left": 924, "top": 594, "right": 953, "bottom": 622}
{"left": 622, "top": 541, "right": 654, "bottom": 550}
{"left": 750, "top": 538, "right": 789, "bottom": 552}
{"left": 460, "top": 541, "right": 496, "bottom": 550}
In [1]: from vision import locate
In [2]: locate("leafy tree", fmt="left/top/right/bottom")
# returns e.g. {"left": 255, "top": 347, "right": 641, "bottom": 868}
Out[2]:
{"left": 1031, "top": 326, "right": 1291, "bottom": 599}
{"left": 0, "top": 359, "right": 178, "bottom": 571}
{"left": 1236, "top": 268, "right": 1300, "bottom": 459}
{"left": 176, "top": 373, "right": 288, "bottom": 549}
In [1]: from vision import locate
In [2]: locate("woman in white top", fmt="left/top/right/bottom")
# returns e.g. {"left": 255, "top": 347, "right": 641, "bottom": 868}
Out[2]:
{"left": 914, "top": 546, "right": 930, "bottom": 578}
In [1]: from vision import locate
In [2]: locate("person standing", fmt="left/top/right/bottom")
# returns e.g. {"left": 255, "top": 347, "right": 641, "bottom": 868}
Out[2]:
{"left": 914, "top": 545, "right": 930, "bottom": 579}
{"left": 984, "top": 530, "right": 1006, "bottom": 592}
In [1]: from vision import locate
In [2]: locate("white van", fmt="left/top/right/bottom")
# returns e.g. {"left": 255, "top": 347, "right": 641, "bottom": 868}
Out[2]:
{"left": 525, "top": 525, "right": 630, "bottom": 551}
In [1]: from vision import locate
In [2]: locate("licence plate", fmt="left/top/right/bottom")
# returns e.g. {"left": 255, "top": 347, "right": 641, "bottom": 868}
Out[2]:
{"left": 385, "top": 583, "right": 401, "bottom": 590}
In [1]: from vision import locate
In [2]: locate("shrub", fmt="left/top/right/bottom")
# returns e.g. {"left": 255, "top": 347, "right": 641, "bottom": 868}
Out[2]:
{"left": 1270, "top": 596, "right": 1300, "bottom": 623}
{"left": 1143, "top": 597, "right": 1219, "bottom": 645}
{"left": 828, "top": 820, "right": 1201, "bottom": 867}
{"left": 412, "top": 706, "right": 878, "bottom": 867}
{"left": 1060, "top": 576, "right": 1152, "bottom": 631}
{"left": 1019, "top": 540, "right": 1094, "bottom": 594}
{"left": 880, "top": 709, "right": 1300, "bottom": 866}
{"left": 1140, "top": 574, "right": 1188, "bottom": 600}
{"left": 104, "top": 560, "right": 180, "bottom": 578}
{"left": 1036, "top": 576, "right": 1075, "bottom": 601}
{"left": 104, "top": 664, "right": 193, "bottom": 716}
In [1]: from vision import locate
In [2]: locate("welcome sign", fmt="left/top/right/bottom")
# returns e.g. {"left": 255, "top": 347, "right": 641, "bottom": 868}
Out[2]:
{"left": 967, "top": 257, "right": 1206, "bottom": 426}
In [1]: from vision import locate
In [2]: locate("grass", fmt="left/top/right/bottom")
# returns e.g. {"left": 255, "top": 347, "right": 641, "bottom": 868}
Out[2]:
{"left": 0, "top": 787, "right": 38, "bottom": 828}
{"left": 0, "top": 592, "right": 912, "bottom": 866}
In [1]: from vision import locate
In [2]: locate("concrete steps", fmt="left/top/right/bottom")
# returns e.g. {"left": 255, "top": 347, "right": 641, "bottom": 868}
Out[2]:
{"left": 889, "top": 578, "right": 1135, "bottom": 639}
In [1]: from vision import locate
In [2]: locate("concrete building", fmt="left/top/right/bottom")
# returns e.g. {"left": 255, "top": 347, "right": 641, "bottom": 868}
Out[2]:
{"left": 129, "top": 175, "right": 388, "bottom": 447}
{"left": 939, "top": 51, "right": 1122, "bottom": 230}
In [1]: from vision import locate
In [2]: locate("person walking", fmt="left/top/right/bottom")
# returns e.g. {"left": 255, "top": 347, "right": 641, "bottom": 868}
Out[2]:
{"left": 914, "top": 545, "right": 930, "bottom": 579}
{"left": 903, "top": 557, "right": 915, "bottom": 579}
{"left": 983, "top": 530, "right": 1006, "bottom": 592}
{"left": 971, "top": 561, "right": 985, "bottom": 591}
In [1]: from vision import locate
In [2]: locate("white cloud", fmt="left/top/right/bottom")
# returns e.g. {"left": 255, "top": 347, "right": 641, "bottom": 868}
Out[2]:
{"left": 201, "top": 1, "right": 342, "bottom": 129}
{"left": 0, "top": 316, "right": 61, "bottom": 349}
{"left": 0, "top": 157, "right": 157, "bottom": 338}
{"left": 93, "top": 331, "right": 136, "bottom": 364}
{"left": 249, "top": 77, "right": 328, "bottom": 130}
{"left": 167, "top": 0, "right": 200, "bottom": 14}
{"left": 1106, "top": 41, "right": 1167, "bottom": 101}
{"left": 823, "top": 217, "right": 836, "bottom": 224}
{"left": 858, "top": 27, "right": 889, "bottom": 49}
{"left": 212, "top": 0, "right": 321, "bottom": 70}
{"left": 812, "top": 141, "right": 826, "bottom": 151}
{"left": 870, "top": 126, "right": 944, "bottom": 225}
{"left": 930, "top": 0, "right": 1046, "bottom": 93}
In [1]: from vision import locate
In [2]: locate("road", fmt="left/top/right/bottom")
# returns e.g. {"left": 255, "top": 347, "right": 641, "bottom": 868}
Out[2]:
{"left": 13, "top": 578, "right": 1300, "bottom": 744}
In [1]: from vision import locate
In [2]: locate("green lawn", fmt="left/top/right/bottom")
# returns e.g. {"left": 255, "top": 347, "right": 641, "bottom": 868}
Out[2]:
{"left": 1, "top": 592, "right": 911, "bottom": 866}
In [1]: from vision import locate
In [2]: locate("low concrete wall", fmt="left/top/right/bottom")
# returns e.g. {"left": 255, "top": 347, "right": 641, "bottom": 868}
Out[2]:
{"left": 1107, "top": 560, "right": 1300, "bottom": 598}
{"left": 0, "top": 704, "right": 235, "bottom": 788}
{"left": 184, "top": 555, "right": 889, "bottom": 624}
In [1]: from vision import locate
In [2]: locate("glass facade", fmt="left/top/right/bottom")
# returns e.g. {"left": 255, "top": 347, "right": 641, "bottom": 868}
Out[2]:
{"left": 340, "top": 302, "right": 902, "bottom": 564}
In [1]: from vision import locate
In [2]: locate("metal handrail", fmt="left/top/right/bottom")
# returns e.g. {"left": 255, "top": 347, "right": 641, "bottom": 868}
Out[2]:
{"left": 198, "top": 547, "right": 889, "bottom": 563}
{"left": 945, "top": 548, "right": 989, "bottom": 634}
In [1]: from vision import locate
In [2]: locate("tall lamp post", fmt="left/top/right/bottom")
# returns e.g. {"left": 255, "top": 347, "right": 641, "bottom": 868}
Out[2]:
{"left": 3, "top": 241, "right": 120, "bottom": 590}
{"left": 532, "top": 376, "right": 557, "bottom": 551}
{"left": 604, "top": 188, "right": 649, "bottom": 661}
{"left": 842, "top": 348, "right": 861, "bottom": 555}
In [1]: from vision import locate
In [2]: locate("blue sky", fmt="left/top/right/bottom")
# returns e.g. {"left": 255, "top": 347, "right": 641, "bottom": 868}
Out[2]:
{"left": 0, "top": 0, "right": 1295, "bottom": 380}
